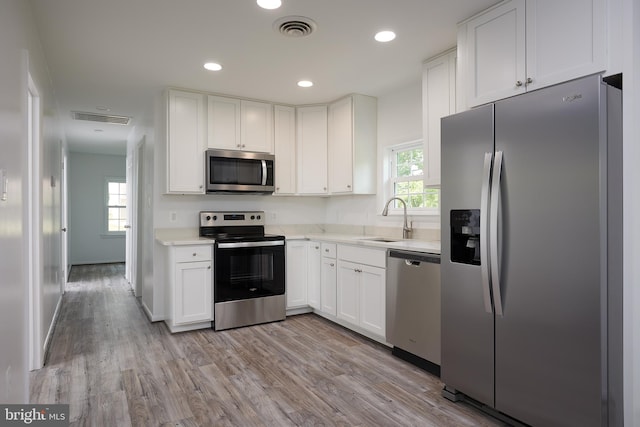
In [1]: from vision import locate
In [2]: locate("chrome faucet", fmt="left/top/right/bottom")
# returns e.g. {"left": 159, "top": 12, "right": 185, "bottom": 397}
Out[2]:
{"left": 382, "top": 197, "right": 412, "bottom": 239}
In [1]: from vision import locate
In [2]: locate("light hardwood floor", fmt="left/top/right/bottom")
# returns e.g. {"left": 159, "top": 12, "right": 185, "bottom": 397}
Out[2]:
{"left": 30, "top": 263, "right": 505, "bottom": 426}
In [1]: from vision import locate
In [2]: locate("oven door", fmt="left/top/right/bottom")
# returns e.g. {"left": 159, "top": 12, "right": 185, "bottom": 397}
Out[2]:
{"left": 214, "top": 240, "right": 285, "bottom": 303}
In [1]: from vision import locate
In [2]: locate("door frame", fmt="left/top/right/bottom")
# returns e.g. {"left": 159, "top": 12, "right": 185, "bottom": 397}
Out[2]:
{"left": 27, "top": 70, "right": 43, "bottom": 371}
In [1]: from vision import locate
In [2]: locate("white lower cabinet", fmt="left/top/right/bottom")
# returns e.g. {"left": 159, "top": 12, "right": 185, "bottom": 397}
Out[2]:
{"left": 320, "top": 243, "right": 337, "bottom": 316}
{"left": 307, "top": 242, "right": 321, "bottom": 310}
{"left": 286, "top": 240, "right": 308, "bottom": 309}
{"left": 336, "top": 245, "right": 386, "bottom": 338}
{"left": 165, "top": 245, "right": 213, "bottom": 333}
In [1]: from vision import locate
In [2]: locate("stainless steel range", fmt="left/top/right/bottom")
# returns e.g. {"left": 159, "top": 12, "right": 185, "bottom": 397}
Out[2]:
{"left": 199, "top": 211, "right": 286, "bottom": 331}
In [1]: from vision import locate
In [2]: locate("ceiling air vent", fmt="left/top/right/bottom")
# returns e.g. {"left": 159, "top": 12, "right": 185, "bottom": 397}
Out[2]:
{"left": 273, "top": 16, "right": 317, "bottom": 38}
{"left": 72, "top": 111, "right": 131, "bottom": 125}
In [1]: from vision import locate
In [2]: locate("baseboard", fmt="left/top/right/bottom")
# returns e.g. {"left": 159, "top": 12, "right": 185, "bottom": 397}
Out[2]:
{"left": 142, "top": 300, "right": 163, "bottom": 322}
{"left": 41, "top": 295, "right": 63, "bottom": 367}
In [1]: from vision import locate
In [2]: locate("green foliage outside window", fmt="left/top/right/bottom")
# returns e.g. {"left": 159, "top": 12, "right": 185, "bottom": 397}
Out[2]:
{"left": 391, "top": 144, "right": 439, "bottom": 210}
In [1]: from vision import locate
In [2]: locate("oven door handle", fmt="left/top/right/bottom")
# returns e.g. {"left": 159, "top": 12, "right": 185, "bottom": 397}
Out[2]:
{"left": 217, "top": 240, "right": 285, "bottom": 249}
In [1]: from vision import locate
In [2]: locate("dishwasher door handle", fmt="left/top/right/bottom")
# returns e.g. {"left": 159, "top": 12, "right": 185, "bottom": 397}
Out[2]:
{"left": 405, "top": 259, "right": 421, "bottom": 267}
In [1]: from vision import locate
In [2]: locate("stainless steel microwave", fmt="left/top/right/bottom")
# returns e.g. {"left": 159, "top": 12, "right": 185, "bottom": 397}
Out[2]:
{"left": 205, "top": 149, "right": 275, "bottom": 194}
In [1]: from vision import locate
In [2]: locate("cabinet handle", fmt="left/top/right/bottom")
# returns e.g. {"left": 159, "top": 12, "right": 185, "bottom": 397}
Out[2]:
{"left": 516, "top": 80, "right": 523, "bottom": 87}
{"left": 324, "top": 248, "right": 329, "bottom": 252}
{"left": 237, "top": 144, "right": 241, "bottom": 148}
{"left": 526, "top": 77, "right": 533, "bottom": 85}
{"left": 347, "top": 185, "right": 351, "bottom": 189}
{"left": 208, "top": 265, "right": 211, "bottom": 269}
{"left": 315, "top": 246, "right": 319, "bottom": 249}
{"left": 330, "top": 263, "right": 335, "bottom": 267}
{"left": 193, "top": 253, "right": 197, "bottom": 257}
{"left": 241, "top": 144, "right": 246, "bottom": 148}
{"left": 354, "top": 268, "right": 362, "bottom": 273}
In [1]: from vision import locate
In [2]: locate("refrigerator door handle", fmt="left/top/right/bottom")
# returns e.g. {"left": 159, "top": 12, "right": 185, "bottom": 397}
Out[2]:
{"left": 490, "top": 150, "right": 504, "bottom": 316}
{"left": 480, "top": 152, "right": 494, "bottom": 314}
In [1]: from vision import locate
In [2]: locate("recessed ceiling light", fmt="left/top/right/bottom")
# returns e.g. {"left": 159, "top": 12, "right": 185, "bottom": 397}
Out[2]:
{"left": 297, "top": 80, "right": 313, "bottom": 88}
{"left": 204, "top": 62, "right": 223, "bottom": 71}
{"left": 374, "top": 30, "right": 396, "bottom": 42}
{"left": 257, "top": 0, "right": 281, "bottom": 9}
{"left": 94, "top": 129, "right": 104, "bottom": 132}
{"left": 96, "top": 106, "right": 111, "bottom": 112}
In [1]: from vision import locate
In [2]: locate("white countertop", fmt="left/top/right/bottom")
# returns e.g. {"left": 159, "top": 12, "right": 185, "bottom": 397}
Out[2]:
{"left": 156, "top": 228, "right": 440, "bottom": 254}
{"left": 155, "top": 229, "right": 214, "bottom": 246}
{"left": 302, "top": 233, "right": 441, "bottom": 254}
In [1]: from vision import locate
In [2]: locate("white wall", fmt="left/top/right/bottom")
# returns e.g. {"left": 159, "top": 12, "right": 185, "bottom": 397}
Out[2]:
{"left": 324, "top": 78, "right": 440, "bottom": 234}
{"left": 68, "top": 152, "right": 126, "bottom": 265}
{"left": 0, "top": 0, "right": 63, "bottom": 402}
{"left": 623, "top": 0, "right": 640, "bottom": 423}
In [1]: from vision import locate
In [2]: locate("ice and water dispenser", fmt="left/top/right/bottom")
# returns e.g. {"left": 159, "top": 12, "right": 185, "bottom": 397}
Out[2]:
{"left": 450, "top": 210, "right": 481, "bottom": 265}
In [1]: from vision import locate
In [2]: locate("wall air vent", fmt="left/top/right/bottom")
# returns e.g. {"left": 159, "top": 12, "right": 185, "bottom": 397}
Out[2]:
{"left": 273, "top": 16, "right": 317, "bottom": 37}
{"left": 72, "top": 111, "right": 131, "bottom": 125}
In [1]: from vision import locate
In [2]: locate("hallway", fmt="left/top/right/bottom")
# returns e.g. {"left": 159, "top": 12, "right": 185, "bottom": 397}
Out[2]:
{"left": 30, "top": 264, "right": 502, "bottom": 426}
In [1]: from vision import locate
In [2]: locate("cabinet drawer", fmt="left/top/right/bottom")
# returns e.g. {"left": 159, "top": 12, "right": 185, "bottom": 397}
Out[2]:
{"left": 337, "top": 245, "right": 385, "bottom": 268}
{"left": 321, "top": 242, "right": 337, "bottom": 258}
{"left": 174, "top": 245, "right": 212, "bottom": 262}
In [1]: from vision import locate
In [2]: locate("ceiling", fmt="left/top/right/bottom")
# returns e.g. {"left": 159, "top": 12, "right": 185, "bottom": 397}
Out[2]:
{"left": 29, "top": 0, "right": 497, "bottom": 156}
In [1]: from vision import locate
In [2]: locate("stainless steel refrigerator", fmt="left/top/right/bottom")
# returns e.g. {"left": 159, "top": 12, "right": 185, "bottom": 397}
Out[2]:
{"left": 440, "top": 74, "right": 623, "bottom": 426}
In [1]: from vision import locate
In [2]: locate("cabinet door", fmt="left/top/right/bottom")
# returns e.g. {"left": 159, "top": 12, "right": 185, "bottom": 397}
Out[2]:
{"left": 274, "top": 105, "right": 296, "bottom": 194}
{"left": 241, "top": 100, "right": 273, "bottom": 153}
{"left": 525, "top": 0, "right": 606, "bottom": 92}
{"left": 307, "top": 242, "right": 321, "bottom": 310}
{"left": 321, "top": 257, "right": 337, "bottom": 316}
{"left": 286, "top": 240, "right": 308, "bottom": 308}
{"left": 207, "top": 95, "right": 241, "bottom": 150}
{"left": 422, "top": 50, "right": 456, "bottom": 186}
{"left": 466, "top": 0, "right": 526, "bottom": 107}
{"left": 337, "top": 260, "right": 360, "bottom": 324}
{"left": 328, "top": 96, "right": 353, "bottom": 193}
{"left": 359, "top": 265, "right": 386, "bottom": 337}
{"left": 174, "top": 260, "right": 212, "bottom": 324}
{"left": 296, "top": 105, "right": 328, "bottom": 194}
{"left": 167, "top": 90, "right": 206, "bottom": 193}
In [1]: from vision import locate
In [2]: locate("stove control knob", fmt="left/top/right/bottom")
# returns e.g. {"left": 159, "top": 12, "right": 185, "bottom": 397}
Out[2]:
{"left": 213, "top": 215, "right": 217, "bottom": 221}
{"left": 206, "top": 215, "right": 211, "bottom": 221}
{"left": 251, "top": 215, "right": 255, "bottom": 220}
{"left": 257, "top": 215, "right": 261, "bottom": 220}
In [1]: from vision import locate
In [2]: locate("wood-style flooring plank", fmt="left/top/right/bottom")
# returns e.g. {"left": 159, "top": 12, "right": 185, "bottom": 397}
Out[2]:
{"left": 31, "top": 263, "right": 505, "bottom": 426}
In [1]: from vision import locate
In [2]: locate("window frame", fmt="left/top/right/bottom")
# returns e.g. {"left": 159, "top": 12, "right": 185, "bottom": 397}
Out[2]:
{"left": 104, "top": 177, "right": 127, "bottom": 236}
{"left": 385, "top": 140, "right": 440, "bottom": 216}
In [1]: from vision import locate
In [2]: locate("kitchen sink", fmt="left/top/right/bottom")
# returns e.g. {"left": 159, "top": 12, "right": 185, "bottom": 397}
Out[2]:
{"left": 358, "top": 237, "right": 401, "bottom": 243}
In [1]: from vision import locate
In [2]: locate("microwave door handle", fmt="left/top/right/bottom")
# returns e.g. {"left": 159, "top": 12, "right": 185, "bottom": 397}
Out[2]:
{"left": 261, "top": 160, "right": 267, "bottom": 186}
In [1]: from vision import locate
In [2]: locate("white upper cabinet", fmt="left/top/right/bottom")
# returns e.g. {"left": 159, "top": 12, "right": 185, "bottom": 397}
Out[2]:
{"left": 241, "top": 100, "right": 274, "bottom": 153}
{"left": 525, "top": 0, "right": 606, "bottom": 91}
{"left": 422, "top": 49, "right": 456, "bottom": 186}
{"left": 207, "top": 96, "right": 273, "bottom": 153}
{"left": 296, "top": 105, "right": 328, "bottom": 195}
{"left": 459, "top": 0, "right": 606, "bottom": 109}
{"left": 207, "top": 95, "right": 241, "bottom": 150}
{"left": 328, "top": 94, "right": 377, "bottom": 195}
{"left": 273, "top": 105, "right": 296, "bottom": 195}
{"left": 166, "top": 89, "right": 206, "bottom": 194}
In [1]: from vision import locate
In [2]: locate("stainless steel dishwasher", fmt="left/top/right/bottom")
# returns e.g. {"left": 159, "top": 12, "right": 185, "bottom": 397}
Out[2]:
{"left": 386, "top": 249, "right": 441, "bottom": 376}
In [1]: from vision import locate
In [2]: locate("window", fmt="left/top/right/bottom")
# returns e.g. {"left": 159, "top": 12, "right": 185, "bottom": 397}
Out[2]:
{"left": 106, "top": 179, "right": 127, "bottom": 233}
{"left": 388, "top": 141, "right": 439, "bottom": 213}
